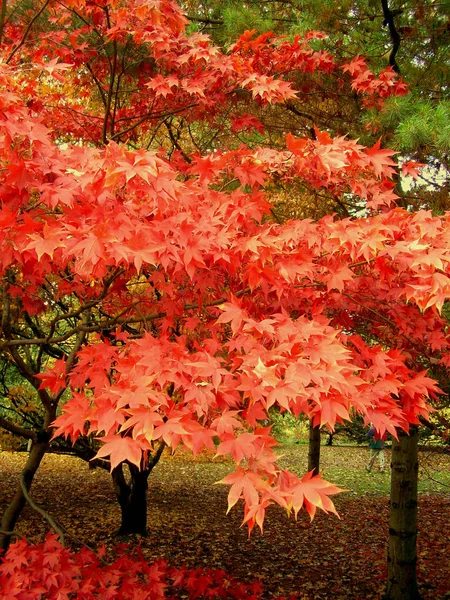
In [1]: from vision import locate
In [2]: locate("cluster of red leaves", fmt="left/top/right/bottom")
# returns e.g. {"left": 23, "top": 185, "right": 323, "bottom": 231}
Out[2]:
{"left": 1, "top": 1, "right": 408, "bottom": 146}
{"left": 342, "top": 56, "right": 408, "bottom": 108}
{"left": 0, "top": 534, "right": 281, "bottom": 600}
{"left": 232, "top": 31, "right": 407, "bottom": 109}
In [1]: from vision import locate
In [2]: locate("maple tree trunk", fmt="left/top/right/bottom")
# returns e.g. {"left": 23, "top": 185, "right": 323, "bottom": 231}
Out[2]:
{"left": 385, "top": 426, "right": 422, "bottom": 600}
{"left": 308, "top": 421, "right": 321, "bottom": 475}
{"left": 111, "top": 443, "right": 165, "bottom": 536}
{"left": 112, "top": 463, "right": 150, "bottom": 536}
{"left": 0, "top": 436, "right": 51, "bottom": 552}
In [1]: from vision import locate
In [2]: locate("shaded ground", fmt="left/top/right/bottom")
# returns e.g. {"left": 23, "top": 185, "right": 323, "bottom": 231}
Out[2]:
{"left": 1, "top": 446, "right": 450, "bottom": 599}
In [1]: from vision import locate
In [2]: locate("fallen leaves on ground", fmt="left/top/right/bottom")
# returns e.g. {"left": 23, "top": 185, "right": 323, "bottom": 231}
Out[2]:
{"left": 1, "top": 446, "right": 449, "bottom": 599}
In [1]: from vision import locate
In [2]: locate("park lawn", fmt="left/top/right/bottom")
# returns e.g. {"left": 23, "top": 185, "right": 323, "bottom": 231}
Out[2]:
{"left": 277, "top": 444, "right": 450, "bottom": 496}
{"left": 1, "top": 445, "right": 449, "bottom": 599}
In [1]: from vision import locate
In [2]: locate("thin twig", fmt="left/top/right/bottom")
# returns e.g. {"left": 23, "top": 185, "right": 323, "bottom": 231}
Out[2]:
{"left": 0, "top": 530, "right": 28, "bottom": 541}
{"left": 51, "top": 520, "right": 108, "bottom": 561}
{"left": 19, "top": 473, "right": 65, "bottom": 546}
{"left": 342, "top": 291, "right": 397, "bottom": 328}
{"left": 6, "top": 0, "right": 50, "bottom": 64}
{"left": 0, "top": 286, "right": 253, "bottom": 350}
{"left": 186, "top": 15, "right": 224, "bottom": 25}
{"left": 102, "top": 5, "right": 117, "bottom": 144}
{"left": 111, "top": 104, "right": 198, "bottom": 141}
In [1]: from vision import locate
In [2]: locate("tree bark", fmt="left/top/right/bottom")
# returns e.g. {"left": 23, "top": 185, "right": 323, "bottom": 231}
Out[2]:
{"left": 385, "top": 426, "right": 422, "bottom": 600}
{"left": 111, "top": 442, "right": 165, "bottom": 536}
{"left": 308, "top": 421, "right": 321, "bottom": 475}
{"left": 112, "top": 462, "right": 150, "bottom": 536}
{"left": 0, "top": 0, "right": 7, "bottom": 48}
{"left": 0, "top": 434, "right": 51, "bottom": 551}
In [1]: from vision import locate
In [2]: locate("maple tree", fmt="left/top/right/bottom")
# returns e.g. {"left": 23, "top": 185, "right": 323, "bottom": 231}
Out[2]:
{"left": 0, "top": 0, "right": 418, "bottom": 542}
{"left": 1, "top": 1, "right": 450, "bottom": 598}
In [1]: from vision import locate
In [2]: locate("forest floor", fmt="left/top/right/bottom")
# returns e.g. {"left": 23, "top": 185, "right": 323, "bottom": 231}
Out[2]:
{"left": 1, "top": 445, "right": 450, "bottom": 599}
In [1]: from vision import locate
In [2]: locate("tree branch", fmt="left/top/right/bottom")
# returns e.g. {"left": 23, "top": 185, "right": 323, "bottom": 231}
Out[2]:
{"left": 149, "top": 440, "right": 166, "bottom": 469}
{"left": 85, "top": 63, "right": 108, "bottom": 108}
{"left": 0, "top": 530, "right": 28, "bottom": 541}
{"left": 381, "top": 0, "right": 402, "bottom": 73}
{"left": 102, "top": 5, "right": 118, "bottom": 143}
{"left": 0, "top": 0, "right": 7, "bottom": 53}
{"left": 19, "top": 473, "right": 65, "bottom": 546}
{"left": 111, "top": 104, "right": 198, "bottom": 141}
{"left": 1, "top": 282, "right": 11, "bottom": 333}
{"left": 0, "top": 285, "right": 253, "bottom": 350}
{"left": 164, "top": 118, "right": 192, "bottom": 163}
{"left": 186, "top": 15, "right": 224, "bottom": 25}
{"left": 6, "top": 0, "right": 50, "bottom": 64}
{"left": 0, "top": 415, "right": 37, "bottom": 441}
{"left": 285, "top": 102, "right": 315, "bottom": 124}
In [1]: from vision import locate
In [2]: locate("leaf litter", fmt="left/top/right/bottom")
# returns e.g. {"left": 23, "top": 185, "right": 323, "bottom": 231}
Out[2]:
{"left": 1, "top": 445, "right": 449, "bottom": 599}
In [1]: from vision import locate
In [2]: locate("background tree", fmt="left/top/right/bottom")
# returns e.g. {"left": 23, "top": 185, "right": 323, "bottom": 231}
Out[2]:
{"left": 387, "top": 425, "right": 421, "bottom": 600}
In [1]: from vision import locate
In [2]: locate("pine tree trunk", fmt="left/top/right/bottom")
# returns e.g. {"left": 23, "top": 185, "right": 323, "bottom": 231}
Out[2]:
{"left": 0, "top": 438, "right": 50, "bottom": 551}
{"left": 385, "top": 426, "right": 422, "bottom": 600}
{"left": 308, "top": 421, "right": 321, "bottom": 475}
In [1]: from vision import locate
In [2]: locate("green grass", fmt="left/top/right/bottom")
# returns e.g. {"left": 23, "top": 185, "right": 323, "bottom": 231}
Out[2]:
{"left": 277, "top": 444, "right": 450, "bottom": 497}
{"left": 323, "top": 466, "right": 450, "bottom": 497}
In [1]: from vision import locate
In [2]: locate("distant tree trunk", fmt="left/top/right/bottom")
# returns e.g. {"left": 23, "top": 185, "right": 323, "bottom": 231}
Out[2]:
{"left": 308, "top": 421, "right": 321, "bottom": 475}
{"left": 111, "top": 442, "right": 165, "bottom": 536}
{"left": 0, "top": 435, "right": 51, "bottom": 552}
{"left": 385, "top": 426, "right": 422, "bottom": 600}
{"left": 326, "top": 432, "right": 334, "bottom": 446}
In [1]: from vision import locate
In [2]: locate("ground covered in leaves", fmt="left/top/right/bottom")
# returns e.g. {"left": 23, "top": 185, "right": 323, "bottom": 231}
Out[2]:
{"left": 1, "top": 445, "right": 450, "bottom": 599}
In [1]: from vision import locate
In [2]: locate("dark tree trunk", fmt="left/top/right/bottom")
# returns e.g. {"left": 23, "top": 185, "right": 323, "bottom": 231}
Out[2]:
{"left": 111, "top": 442, "right": 165, "bottom": 536}
{"left": 326, "top": 432, "right": 334, "bottom": 446}
{"left": 112, "top": 463, "right": 150, "bottom": 536}
{"left": 308, "top": 421, "right": 321, "bottom": 475}
{"left": 385, "top": 426, "right": 422, "bottom": 600}
{"left": 0, "top": 437, "right": 50, "bottom": 551}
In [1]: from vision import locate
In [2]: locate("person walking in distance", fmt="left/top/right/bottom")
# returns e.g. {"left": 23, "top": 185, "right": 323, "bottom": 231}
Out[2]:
{"left": 366, "top": 426, "right": 386, "bottom": 473}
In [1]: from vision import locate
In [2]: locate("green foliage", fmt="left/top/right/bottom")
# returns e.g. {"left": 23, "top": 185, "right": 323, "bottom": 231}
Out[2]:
{"left": 270, "top": 412, "right": 370, "bottom": 447}
{"left": 222, "top": 5, "right": 273, "bottom": 40}
{"left": 371, "top": 97, "right": 450, "bottom": 163}
{"left": 332, "top": 417, "right": 368, "bottom": 445}
{"left": 269, "top": 410, "right": 309, "bottom": 444}
{"left": 0, "top": 359, "right": 43, "bottom": 449}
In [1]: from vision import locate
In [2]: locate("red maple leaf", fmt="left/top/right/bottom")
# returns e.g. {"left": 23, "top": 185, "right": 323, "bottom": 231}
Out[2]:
{"left": 216, "top": 300, "right": 247, "bottom": 335}
{"left": 36, "top": 359, "right": 68, "bottom": 394}
{"left": 94, "top": 435, "right": 147, "bottom": 470}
